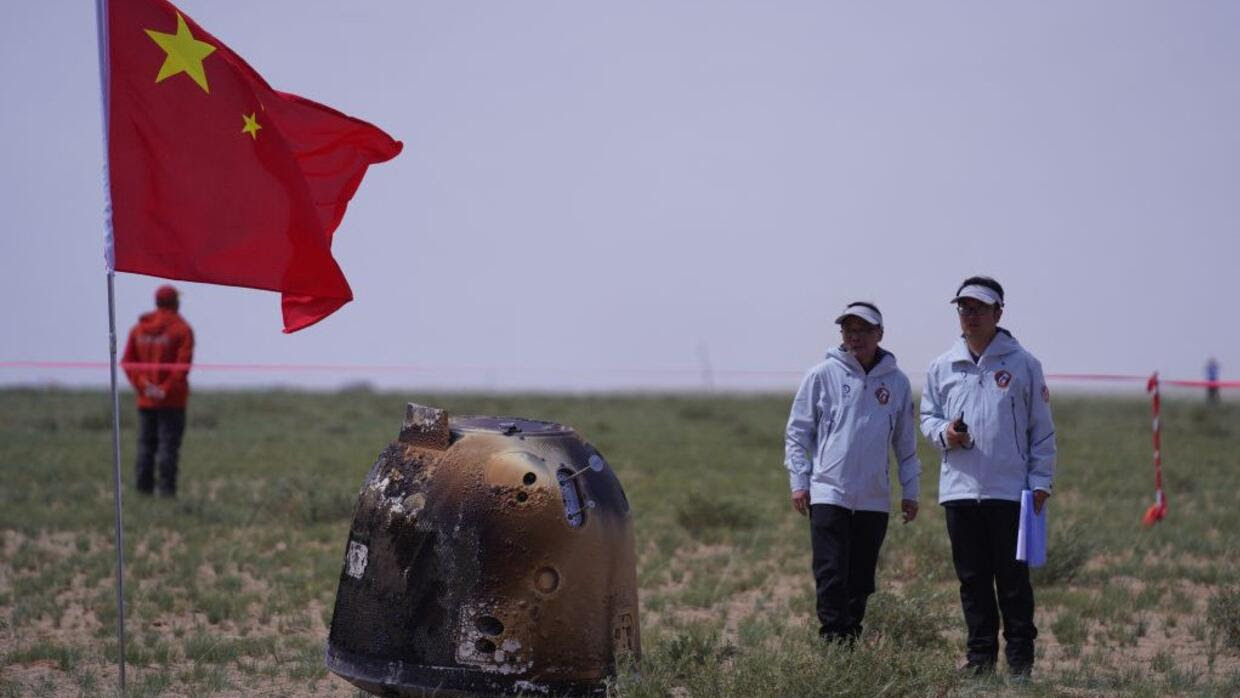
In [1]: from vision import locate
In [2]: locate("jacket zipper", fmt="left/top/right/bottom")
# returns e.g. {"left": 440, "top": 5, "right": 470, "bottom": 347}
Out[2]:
{"left": 855, "top": 377, "right": 866, "bottom": 509}
{"left": 973, "top": 368, "right": 982, "bottom": 502}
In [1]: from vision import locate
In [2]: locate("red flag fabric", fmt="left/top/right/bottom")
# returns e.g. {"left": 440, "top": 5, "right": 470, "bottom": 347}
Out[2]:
{"left": 106, "top": 0, "right": 402, "bottom": 332}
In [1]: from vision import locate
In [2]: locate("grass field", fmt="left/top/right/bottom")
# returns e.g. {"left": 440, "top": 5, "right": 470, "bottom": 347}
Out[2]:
{"left": 2, "top": 388, "right": 1239, "bottom": 696}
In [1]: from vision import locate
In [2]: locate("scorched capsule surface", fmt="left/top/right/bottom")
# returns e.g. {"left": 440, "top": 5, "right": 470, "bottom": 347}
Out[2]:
{"left": 325, "top": 403, "right": 640, "bottom": 696}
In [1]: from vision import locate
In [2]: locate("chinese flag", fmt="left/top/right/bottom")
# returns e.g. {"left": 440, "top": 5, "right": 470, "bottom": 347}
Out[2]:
{"left": 105, "top": 0, "right": 402, "bottom": 332}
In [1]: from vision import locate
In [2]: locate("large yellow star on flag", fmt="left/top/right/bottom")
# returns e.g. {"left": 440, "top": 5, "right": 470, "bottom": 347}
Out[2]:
{"left": 241, "top": 113, "right": 262, "bottom": 140}
{"left": 145, "top": 12, "right": 216, "bottom": 93}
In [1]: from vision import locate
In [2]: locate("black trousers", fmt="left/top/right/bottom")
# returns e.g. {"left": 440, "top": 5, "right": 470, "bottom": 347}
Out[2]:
{"left": 136, "top": 408, "right": 186, "bottom": 495}
{"left": 810, "top": 503, "right": 889, "bottom": 641}
{"left": 943, "top": 501, "right": 1037, "bottom": 668}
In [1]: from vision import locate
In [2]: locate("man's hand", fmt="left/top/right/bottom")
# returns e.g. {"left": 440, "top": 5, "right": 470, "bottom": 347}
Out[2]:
{"left": 1033, "top": 489, "right": 1050, "bottom": 514}
{"left": 944, "top": 422, "right": 969, "bottom": 448}
{"left": 900, "top": 499, "right": 919, "bottom": 524}
{"left": 791, "top": 490, "right": 810, "bottom": 517}
{"left": 143, "top": 384, "right": 166, "bottom": 400}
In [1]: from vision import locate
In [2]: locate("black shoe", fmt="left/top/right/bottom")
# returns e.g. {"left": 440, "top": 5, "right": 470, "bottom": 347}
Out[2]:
{"left": 959, "top": 659, "right": 996, "bottom": 677}
{"left": 1008, "top": 662, "right": 1032, "bottom": 680}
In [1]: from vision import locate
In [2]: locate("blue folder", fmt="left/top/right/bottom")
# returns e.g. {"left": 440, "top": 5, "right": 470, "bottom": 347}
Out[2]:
{"left": 1016, "top": 489, "right": 1047, "bottom": 567}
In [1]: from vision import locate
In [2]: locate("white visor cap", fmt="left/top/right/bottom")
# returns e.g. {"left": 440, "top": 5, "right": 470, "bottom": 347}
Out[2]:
{"left": 834, "top": 303, "right": 882, "bottom": 327}
{"left": 950, "top": 284, "right": 1003, "bottom": 307}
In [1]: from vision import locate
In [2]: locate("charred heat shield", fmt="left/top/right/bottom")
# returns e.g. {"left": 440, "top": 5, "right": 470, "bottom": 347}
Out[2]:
{"left": 325, "top": 403, "right": 641, "bottom": 697}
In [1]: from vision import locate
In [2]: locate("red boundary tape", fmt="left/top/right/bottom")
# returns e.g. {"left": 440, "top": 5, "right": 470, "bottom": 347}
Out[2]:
{"left": 2, "top": 360, "right": 1240, "bottom": 387}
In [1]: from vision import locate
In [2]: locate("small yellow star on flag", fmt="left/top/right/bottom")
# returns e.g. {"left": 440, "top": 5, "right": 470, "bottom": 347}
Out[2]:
{"left": 241, "top": 113, "right": 262, "bottom": 140}
{"left": 145, "top": 12, "right": 216, "bottom": 93}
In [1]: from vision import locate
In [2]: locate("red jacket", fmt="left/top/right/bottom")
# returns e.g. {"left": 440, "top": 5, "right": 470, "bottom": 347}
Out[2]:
{"left": 122, "top": 309, "right": 194, "bottom": 409}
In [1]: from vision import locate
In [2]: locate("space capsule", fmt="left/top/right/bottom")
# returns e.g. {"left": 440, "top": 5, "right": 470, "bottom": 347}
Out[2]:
{"left": 325, "top": 402, "right": 641, "bottom": 696}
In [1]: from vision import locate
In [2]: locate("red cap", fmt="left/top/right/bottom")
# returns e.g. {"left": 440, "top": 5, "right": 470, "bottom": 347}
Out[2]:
{"left": 155, "top": 284, "right": 179, "bottom": 305}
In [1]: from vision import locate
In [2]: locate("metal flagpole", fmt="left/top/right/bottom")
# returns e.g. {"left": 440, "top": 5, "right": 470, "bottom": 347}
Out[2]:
{"left": 95, "top": 0, "right": 126, "bottom": 691}
{"left": 106, "top": 271, "right": 127, "bottom": 692}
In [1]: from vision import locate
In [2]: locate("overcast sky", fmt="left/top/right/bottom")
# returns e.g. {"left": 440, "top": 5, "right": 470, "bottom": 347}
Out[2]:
{"left": 2, "top": 1, "right": 1238, "bottom": 392}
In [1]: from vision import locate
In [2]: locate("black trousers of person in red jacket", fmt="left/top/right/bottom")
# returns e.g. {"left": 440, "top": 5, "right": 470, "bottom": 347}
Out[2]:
{"left": 135, "top": 408, "right": 186, "bottom": 496}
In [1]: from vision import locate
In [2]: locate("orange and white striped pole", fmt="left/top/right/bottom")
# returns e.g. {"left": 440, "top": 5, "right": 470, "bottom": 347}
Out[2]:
{"left": 1142, "top": 372, "right": 1167, "bottom": 526}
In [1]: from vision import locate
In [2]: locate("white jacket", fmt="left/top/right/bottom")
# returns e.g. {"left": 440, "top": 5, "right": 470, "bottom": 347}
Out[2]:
{"left": 920, "top": 330, "right": 1056, "bottom": 504}
{"left": 785, "top": 346, "right": 921, "bottom": 512}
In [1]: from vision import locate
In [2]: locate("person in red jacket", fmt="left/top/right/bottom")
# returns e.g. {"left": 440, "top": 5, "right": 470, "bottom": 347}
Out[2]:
{"left": 122, "top": 285, "right": 194, "bottom": 496}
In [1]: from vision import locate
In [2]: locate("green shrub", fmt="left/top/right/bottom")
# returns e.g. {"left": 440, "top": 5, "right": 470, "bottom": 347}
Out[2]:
{"left": 664, "top": 625, "right": 736, "bottom": 675}
{"left": 5, "top": 641, "right": 80, "bottom": 671}
{"left": 864, "top": 589, "right": 953, "bottom": 650}
{"left": 1033, "top": 522, "right": 1092, "bottom": 586}
{"left": 675, "top": 497, "right": 757, "bottom": 542}
{"left": 1052, "top": 612, "right": 1087, "bottom": 650}
{"left": 612, "top": 625, "right": 960, "bottom": 698}
{"left": 1207, "top": 585, "right": 1240, "bottom": 650}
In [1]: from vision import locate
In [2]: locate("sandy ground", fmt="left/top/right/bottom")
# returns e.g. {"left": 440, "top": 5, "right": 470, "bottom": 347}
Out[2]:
{"left": 3, "top": 529, "right": 1238, "bottom": 696}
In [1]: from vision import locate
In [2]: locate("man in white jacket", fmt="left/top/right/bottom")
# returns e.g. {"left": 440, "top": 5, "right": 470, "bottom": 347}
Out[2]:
{"left": 785, "top": 302, "right": 921, "bottom": 644}
{"left": 920, "top": 276, "right": 1055, "bottom": 678}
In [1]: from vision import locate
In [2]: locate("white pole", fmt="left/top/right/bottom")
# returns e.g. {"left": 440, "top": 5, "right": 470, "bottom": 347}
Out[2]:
{"left": 106, "top": 271, "right": 127, "bottom": 692}
{"left": 95, "top": 0, "right": 126, "bottom": 691}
